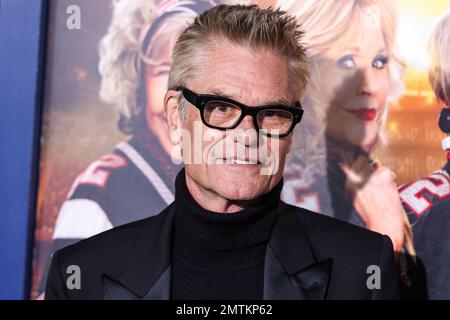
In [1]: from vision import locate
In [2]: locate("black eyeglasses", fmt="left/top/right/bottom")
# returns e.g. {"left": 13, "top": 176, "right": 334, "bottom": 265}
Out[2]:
{"left": 176, "top": 87, "right": 304, "bottom": 137}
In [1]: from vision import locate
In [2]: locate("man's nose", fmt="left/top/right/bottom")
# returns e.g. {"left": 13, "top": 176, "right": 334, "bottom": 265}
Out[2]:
{"left": 234, "top": 115, "right": 258, "bottom": 147}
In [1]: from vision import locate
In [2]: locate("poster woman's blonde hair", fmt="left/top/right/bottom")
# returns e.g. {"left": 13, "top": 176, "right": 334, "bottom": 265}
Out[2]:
{"left": 428, "top": 8, "right": 450, "bottom": 106}
{"left": 279, "top": 0, "right": 405, "bottom": 183}
{"left": 279, "top": 0, "right": 415, "bottom": 258}
{"left": 98, "top": 0, "right": 219, "bottom": 133}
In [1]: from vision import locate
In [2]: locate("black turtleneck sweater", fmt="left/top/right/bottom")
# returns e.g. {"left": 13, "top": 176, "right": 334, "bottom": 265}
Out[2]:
{"left": 170, "top": 169, "right": 282, "bottom": 300}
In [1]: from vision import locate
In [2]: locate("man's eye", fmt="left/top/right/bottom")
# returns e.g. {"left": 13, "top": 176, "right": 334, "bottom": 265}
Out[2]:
{"left": 337, "top": 55, "right": 356, "bottom": 70}
{"left": 372, "top": 55, "right": 389, "bottom": 70}
{"left": 262, "top": 110, "right": 277, "bottom": 118}
{"left": 216, "top": 104, "right": 231, "bottom": 113}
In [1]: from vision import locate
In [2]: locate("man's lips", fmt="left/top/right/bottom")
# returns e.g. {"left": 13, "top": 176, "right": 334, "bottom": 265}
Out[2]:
{"left": 222, "top": 158, "right": 263, "bottom": 165}
{"left": 210, "top": 156, "right": 269, "bottom": 165}
{"left": 346, "top": 108, "right": 378, "bottom": 121}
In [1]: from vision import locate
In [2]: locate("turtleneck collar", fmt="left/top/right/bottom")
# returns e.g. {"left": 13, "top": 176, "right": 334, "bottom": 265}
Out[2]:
{"left": 172, "top": 168, "right": 282, "bottom": 270}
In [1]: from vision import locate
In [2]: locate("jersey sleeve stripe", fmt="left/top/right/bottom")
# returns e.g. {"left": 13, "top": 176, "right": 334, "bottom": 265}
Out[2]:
{"left": 116, "top": 141, "right": 175, "bottom": 205}
{"left": 52, "top": 199, "right": 114, "bottom": 239}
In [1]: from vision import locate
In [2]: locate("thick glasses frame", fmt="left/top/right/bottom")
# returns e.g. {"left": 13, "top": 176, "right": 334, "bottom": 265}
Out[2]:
{"left": 176, "top": 87, "right": 304, "bottom": 137}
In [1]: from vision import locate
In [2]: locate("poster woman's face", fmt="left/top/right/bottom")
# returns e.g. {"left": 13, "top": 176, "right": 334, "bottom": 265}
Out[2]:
{"left": 317, "top": 27, "right": 390, "bottom": 152}
{"left": 145, "top": 59, "right": 171, "bottom": 154}
{"left": 144, "top": 25, "right": 178, "bottom": 157}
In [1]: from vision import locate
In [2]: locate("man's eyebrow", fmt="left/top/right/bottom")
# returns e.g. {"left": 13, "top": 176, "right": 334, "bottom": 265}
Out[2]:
{"left": 207, "top": 88, "right": 292, "bottom": 106}
{"left": 209, "top": 88, "right": 234, "bottom": 99}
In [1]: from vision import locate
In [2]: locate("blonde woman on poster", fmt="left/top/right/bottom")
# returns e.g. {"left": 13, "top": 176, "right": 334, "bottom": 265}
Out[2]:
{"left": 279, "top": 0, "right": 412, "bottom": 257}
{"left": 399, "top": 8, "right": 450, "bottom": 299}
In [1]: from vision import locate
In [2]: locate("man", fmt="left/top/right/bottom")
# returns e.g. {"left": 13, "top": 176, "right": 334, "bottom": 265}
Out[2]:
{"left": 45, "top": 4, "right": 398, "bottom": 300}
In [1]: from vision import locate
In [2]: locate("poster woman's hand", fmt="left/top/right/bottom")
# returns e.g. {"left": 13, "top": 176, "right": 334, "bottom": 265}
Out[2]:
{"left": 341, "top": 155, "right": 406, "bottom": 253}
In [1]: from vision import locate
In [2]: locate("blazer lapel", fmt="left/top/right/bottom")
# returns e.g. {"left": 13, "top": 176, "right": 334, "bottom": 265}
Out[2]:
{"left": 102, "top": 204, "right": 175, "bottom": 300}
{"left": 263, "top": 204, "right": 332, "bottom": 300}
{"left": 100, "top": 201, "right": 332, "bottom": 300}
{"left": 103, "top": 267, "right": 171, "bottom": 300}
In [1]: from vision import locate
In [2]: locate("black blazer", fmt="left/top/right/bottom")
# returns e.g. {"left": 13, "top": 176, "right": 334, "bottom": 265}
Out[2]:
{"left": 45, "top": 202, "right": 398, "bottom": 300}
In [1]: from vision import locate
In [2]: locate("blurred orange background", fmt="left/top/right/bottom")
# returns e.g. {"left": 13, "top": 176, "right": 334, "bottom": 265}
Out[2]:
{"left": 376, "top": 0, "right": 450, "bottom": 183}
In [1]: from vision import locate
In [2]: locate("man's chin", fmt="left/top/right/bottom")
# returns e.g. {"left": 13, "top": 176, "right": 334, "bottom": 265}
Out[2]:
{"left": 212, "top": 180, "right": 268, "bottom": 202}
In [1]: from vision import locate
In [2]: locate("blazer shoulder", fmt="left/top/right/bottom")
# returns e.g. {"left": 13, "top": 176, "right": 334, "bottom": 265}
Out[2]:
{"left": 54, "top": 203, "right": 174, "bottom": 263}
{"left": 46, "top": 203, "right": 175, "bottom": 299}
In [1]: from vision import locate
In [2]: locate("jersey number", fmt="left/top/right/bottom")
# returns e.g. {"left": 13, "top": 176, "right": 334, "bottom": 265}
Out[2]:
{"left": 67, "top": 154, "right": 128, "bottom": 198}
{"left": 400, "top": 173, "right": 450, "bottom": 216}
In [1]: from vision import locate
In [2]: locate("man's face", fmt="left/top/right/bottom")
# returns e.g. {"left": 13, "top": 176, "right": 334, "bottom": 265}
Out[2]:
{"left": 175, "top": 42, "right": 295, "bottom": 203}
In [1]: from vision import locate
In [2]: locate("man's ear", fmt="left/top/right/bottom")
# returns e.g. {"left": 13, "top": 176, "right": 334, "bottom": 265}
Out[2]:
{"left": 164, "top": 90, "right": 182, "bottom": 145}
